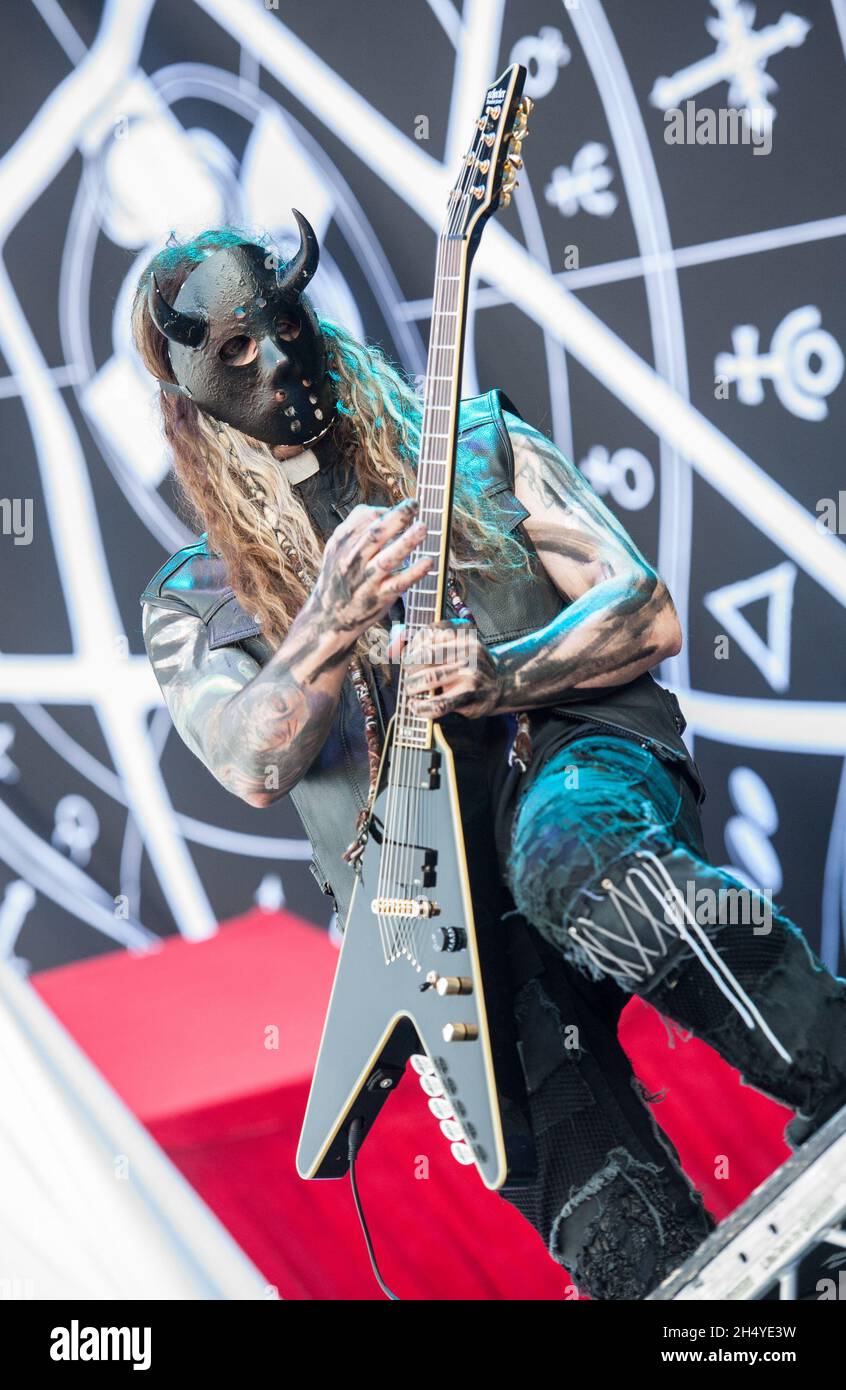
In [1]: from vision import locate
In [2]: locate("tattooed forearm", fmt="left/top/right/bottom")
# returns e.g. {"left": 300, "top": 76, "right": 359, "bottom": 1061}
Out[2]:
{"left": 489, "top": 573, "right": 675, "bottom": 712}
{"left": 407, "top": 421, "right": 682, "bottom": 722}
{"left": 143, "top": 594, "right": 354, "bottom": 806}
{"left": 486, "top": 417, "right": 682, "bottom": 708}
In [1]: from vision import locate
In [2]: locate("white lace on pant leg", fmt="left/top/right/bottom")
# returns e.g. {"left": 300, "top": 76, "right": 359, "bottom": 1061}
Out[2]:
{"left": 568, "top": 849, "right": 792, "bottom": 1064}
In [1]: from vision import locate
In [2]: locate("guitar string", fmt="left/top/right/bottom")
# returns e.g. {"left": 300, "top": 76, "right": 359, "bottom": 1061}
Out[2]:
{"left": 404, "top": 235, "right": 461, "bottom": 964}
{"left": 380, "top": 144, "right": 468, "bottom": 959}
{"left": 400, "top": 132, "right": 481, "bottom": 963}
{"left": 381, "top": 173, "right": 456, "bottom": 955}
{"left": 386, "top": 126, "right": 481, "bottom": 964}
{"left": 390, "top": 163, "right": 465, "bottom": 960}
{"left": 382, "top": 209, "right": 456, "bottom": 960}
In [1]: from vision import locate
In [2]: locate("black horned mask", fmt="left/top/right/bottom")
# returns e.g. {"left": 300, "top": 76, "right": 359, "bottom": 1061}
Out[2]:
{"left": 148, "top": 211, "right": 336, "bottom": 448}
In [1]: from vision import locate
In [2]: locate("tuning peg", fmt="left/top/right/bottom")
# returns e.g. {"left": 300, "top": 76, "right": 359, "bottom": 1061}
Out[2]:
{"left": 511, "top": 96, "right": 534, "bottom": 141}
{"left": 499, "top": 189, "right": 512, "bottom": 208}
{"left": 507, "top": 145, "right": 523, "bottom": 168}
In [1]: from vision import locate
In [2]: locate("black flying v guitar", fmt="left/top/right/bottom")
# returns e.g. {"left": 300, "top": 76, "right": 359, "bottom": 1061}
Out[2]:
{"left": 297, "top": 65, "right": 534, "bottom": 1192}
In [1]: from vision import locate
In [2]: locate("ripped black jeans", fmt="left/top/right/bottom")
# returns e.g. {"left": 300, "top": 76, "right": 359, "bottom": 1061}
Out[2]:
{"left": 499, "top": 735, "right": 846, "bottom": 1300}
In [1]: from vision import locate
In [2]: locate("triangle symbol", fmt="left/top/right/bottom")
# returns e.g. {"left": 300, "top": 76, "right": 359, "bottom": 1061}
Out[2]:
{"left": 704, "top": 561, "right": 797, "bottom": 692}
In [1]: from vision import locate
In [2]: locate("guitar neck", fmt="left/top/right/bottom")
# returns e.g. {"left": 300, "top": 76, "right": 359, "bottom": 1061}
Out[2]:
{"left": 394, "top": 233, "right": 471, "bottom": 747}
{"left": 404, "top": 233, "right": 471, "bottom": 634}
{"left": 389, "top": 61, "right": 530, "bottom": 750}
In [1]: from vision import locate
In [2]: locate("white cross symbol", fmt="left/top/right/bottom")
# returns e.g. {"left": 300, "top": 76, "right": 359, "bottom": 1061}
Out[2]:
{"left": 650, "top": 1, "right": 811, "bottom": 135}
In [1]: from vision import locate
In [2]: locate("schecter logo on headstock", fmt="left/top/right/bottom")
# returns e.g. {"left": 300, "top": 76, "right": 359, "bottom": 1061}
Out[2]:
{"left": 486, "top": 87, "right": 507, "bottom": 102}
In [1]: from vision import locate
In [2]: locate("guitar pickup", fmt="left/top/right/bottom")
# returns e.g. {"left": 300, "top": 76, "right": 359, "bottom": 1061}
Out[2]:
{"left": 426, "top": 752, "right": 441, "bottom": 789}
{"left": 422, "top": 848, "right": 438, "bottom": 887}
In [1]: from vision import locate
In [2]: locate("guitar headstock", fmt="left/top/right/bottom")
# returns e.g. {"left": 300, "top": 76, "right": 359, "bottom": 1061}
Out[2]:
{"left": 446, "top": 64, "right": 533, "bottom": 244}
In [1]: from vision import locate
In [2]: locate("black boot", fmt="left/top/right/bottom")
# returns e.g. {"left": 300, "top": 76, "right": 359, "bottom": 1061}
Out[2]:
{"left": 648, "top": 902, "right": 846, "bottom": 1151}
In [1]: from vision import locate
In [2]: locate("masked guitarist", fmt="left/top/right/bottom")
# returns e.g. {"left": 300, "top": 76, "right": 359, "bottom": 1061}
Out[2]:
{"left": 135, "top": 213, "right": 846, "bottom": 1301}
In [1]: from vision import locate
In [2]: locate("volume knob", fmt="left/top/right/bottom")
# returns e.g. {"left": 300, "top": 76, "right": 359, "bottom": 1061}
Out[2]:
{"left": 443, "top": 1022, "right": 479, "bottom": 1043}
{"left": 435, "top": 977, "right": 473, "bottom": 996}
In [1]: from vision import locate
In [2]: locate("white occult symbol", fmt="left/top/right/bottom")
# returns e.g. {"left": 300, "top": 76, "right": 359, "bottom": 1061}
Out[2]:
{"left": 509, "top": 26, "right": 571, "bottom": 100}
{"left": 650, "top": 0, "right": 812, "bottom": 135}
{"left": 704, "top": 561, "right": 797, "bottom": 692}
{"left": 715, "top": 306, "right": 844, "bottom": 420}
{"left": 51, "top": 796, "right": 100, "bottom": 869}
{"left": 544, "top": 142, "right": 617, "bottom": 218}
{"left": 580, "top": 446, "right": 655, "bottom": 511}
{"left": 724, "top": 765, "right": 782, "bottom": 895}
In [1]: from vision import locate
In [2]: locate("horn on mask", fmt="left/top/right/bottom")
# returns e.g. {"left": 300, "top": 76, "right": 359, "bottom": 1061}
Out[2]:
{"left": 148, "top": 272, "right": 208, "bottom": 348}
{"left": 274, "top": 209, "right": 320, "bottom": 297}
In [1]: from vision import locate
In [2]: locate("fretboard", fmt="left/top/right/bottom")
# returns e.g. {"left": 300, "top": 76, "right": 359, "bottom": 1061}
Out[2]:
{"left": 395, "top": 231, "right": 468, "bottom": 748}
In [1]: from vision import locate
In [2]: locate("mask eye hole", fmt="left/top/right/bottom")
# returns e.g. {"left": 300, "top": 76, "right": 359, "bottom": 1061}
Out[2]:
{"left": 276, "top": 314, "right": 301, "bottom": 342}
{"left": 219, "top": 335, "right": 257, "bottom": 366}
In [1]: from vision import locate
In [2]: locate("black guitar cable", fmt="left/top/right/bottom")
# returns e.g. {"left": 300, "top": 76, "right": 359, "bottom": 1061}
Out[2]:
{"left": 348, "top": 1118, "right": 400, "bottom": 1300}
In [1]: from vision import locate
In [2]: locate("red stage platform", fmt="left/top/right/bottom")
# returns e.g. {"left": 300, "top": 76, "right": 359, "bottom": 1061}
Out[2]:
{"left": 32, "top": 909, "right": 791, "bottom": 1300}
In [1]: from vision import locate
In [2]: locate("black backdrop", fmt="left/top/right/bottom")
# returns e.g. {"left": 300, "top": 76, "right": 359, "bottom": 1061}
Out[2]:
{"left": 1, "top": 0, "right": 844, "bottom": 974}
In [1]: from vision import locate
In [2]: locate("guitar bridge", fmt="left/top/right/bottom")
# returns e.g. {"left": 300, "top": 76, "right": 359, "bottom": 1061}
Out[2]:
{"left": 371, "top": 896, "right": 441, "bottom": 919}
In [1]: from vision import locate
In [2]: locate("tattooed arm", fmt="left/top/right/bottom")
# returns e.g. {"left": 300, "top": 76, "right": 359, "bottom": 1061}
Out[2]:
{"left": 405, "top": 417, "right": 680, "bottom": 719}
{"left": 142, "top": 602, "right": 352, "bottom": 808}
{"left": 145, "top": 498, "right": 430, "bottom": 806}
{"left": 497, "top": 415, "right": 681, "bottom": 700}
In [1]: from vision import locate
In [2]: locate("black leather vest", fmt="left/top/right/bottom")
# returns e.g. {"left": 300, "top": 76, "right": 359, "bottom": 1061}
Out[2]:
{"left": 141, "top": 390, "right": 704, "bottom": 924}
